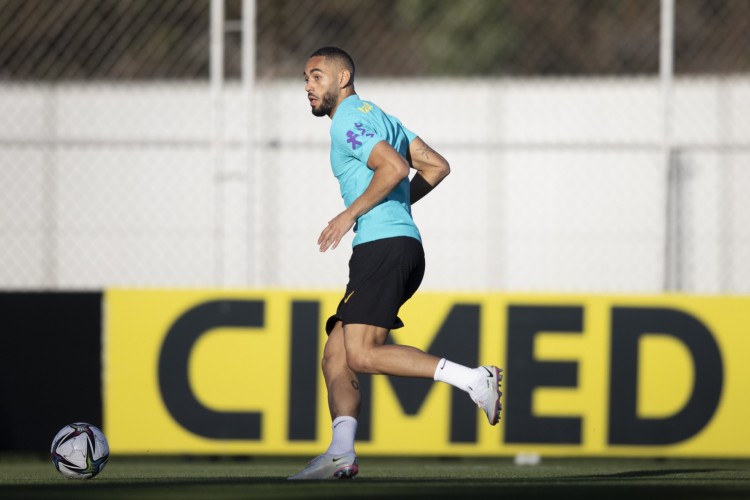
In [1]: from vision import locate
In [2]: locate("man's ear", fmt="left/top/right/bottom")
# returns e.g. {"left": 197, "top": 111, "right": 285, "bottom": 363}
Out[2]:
{"left": 339, "top": 69, "right": 352, "bottom": 89}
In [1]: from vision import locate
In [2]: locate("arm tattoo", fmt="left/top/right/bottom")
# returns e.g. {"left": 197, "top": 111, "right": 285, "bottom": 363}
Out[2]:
{"left": 415, "top": 145, "right": 431, "bottom": 160}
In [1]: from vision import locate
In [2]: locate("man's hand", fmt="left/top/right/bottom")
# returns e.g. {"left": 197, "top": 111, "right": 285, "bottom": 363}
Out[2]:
{"left": 318, "top": 210, "right": 356, "bottom": 252}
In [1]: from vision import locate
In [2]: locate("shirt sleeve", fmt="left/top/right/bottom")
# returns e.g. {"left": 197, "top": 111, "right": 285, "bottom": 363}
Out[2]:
{"left": 403, "top": 124, "right": 418, "bottom": 144}
{"left": 331, "top": 113, "right": 385, "bottom": 166}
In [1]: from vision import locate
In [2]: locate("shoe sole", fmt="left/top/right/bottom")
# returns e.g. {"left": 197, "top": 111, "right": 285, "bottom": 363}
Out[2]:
{"left": 489, "top": 367, "right": 503, "bottom": 426}
{"left": 333, "top": 464, "right": 359, "bottom": 479}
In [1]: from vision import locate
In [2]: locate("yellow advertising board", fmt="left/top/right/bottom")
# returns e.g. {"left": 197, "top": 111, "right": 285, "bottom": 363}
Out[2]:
{"left": 104, "top": 289, "right": 750, "bottom": 457}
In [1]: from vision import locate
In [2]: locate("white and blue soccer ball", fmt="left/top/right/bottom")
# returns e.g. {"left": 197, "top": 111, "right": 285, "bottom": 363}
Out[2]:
{"left": 50, "top": 422, "right": 109, "bottom": 479}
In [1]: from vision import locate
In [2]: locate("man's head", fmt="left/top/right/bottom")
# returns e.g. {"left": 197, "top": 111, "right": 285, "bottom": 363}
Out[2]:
{"left": 304, "top": 47, "right": 356, "bottom": 117}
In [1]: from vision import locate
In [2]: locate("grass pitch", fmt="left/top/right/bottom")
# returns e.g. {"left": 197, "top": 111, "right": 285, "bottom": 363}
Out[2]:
{"left": 1, "top": 455, "right": 749, "bottom": 499}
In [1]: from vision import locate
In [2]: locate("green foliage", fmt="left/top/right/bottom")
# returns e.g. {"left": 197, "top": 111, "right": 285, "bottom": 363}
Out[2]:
{"left": 0, "top": 0, "right": 747, "bottom": 79}
{"left": 396, "top": 0, "right": 520, "bottom": 75}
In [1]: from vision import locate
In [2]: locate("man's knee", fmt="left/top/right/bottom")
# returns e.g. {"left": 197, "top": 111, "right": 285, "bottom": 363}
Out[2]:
{"left": 322, "top": 334, "right": 348, "bottom": 378}
{"left": 322, "top": 345, "right": 345, "bottom": 375}
{"left": 345, "top": 348, "right": 374, "bottom": 374}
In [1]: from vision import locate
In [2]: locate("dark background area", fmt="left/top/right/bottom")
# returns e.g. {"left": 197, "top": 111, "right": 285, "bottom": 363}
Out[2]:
{"left": 0, "top": 292, "right": 102, "bottom": 451}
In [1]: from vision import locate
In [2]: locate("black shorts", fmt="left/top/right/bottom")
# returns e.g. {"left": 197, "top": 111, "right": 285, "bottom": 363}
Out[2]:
{"left": 325, "top": 236, "right": 425, "bottom": 334}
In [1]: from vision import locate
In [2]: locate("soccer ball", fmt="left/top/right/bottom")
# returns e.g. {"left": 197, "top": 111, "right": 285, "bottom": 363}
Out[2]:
{"left": 50, "top": 422, "right": 109, "bottom": 479}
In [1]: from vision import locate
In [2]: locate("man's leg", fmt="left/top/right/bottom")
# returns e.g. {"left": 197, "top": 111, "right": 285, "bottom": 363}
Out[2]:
{"left": 288, "top": 320, "right": 360, "bottom": 480}
{"left": 343, "top": 323, "right": 503, "bottom": 426}
{"left": 321, "top": 321, "right": 360, "bottom": 458}
{"left": 322, "top": 320, "right": 360, "bottom": 419}
{"left": 342, "top": 323, "right": 440, "bottom": 377}
{"left": 290, "top": 321, "right": 502, "bottom": 480}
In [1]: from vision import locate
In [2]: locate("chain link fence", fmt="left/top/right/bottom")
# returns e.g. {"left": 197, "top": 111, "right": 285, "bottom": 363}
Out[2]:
{"left": 0, "top": 0, "right": 748, "bottom": 292}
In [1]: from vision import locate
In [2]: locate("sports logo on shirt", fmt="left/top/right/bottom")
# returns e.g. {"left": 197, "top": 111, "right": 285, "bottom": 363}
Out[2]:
{"left": 345, "top": 122, "right": 375, "bottom": 151}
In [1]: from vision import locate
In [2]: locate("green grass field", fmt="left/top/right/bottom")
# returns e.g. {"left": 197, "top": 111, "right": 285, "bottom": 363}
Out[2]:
{"left": 2, "top": 455, "right": 749, "bottom": 499}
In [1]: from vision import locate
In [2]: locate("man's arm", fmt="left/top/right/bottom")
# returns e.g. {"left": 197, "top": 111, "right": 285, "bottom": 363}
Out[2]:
{"left": 407, "top": 137, "right": 450, "bottom": 205}
{"left": 317, "top": 140, "right": 409, "bottom": 252}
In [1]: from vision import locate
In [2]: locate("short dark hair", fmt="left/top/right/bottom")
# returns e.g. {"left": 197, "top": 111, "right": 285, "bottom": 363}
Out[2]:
{"left": 310, "top": 46, "right": 355, "bottom": 85}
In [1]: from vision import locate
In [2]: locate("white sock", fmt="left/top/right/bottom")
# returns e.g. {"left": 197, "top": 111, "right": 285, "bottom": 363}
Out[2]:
{"left": 434, "top": 358, "right": 480, "bottom": 393}
{"left": 325, "top": 416, "right": 357, "bottom": 456}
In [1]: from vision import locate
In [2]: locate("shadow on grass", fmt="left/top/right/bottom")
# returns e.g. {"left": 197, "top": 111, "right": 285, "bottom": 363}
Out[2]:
{"left": 568, "top": 468, "right": 749, "bottom": 480}
{"left": 2, "top": 472, "right": 750, "bottom": 500}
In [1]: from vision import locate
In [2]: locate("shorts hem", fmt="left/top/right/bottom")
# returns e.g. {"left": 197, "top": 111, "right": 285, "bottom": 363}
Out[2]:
{"left": 325, "top": 314, "right": 404, "bottom": 335}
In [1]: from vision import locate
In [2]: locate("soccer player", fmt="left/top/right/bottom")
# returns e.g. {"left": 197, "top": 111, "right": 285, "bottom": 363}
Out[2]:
{"left": 289, "top": 47, "right": 502, "bottom": 480}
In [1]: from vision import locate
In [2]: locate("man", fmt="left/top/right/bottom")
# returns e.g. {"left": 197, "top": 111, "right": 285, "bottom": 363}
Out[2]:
{"left": 290, "top": 47, "right": 502, "bottom": 480}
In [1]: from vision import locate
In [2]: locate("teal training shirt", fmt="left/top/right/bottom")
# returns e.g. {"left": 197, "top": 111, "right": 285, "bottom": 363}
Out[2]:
{"left": 329, "top": 95, "right": 421, "bottom": 247}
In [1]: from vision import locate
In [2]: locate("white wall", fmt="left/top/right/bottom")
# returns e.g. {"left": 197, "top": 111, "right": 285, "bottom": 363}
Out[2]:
{"left": 1, "top": 77, "right": 748, "bottom": 292}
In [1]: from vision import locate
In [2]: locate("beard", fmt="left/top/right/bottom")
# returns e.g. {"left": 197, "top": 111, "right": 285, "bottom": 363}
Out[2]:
{"left": 312, "top": 88, "right": 338, "bottom": 117}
